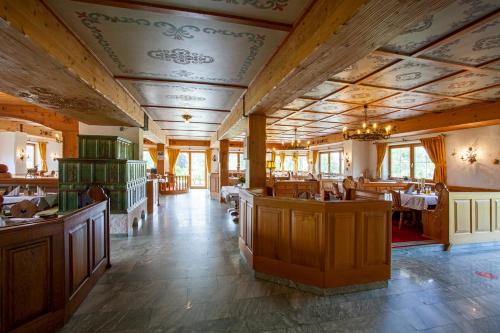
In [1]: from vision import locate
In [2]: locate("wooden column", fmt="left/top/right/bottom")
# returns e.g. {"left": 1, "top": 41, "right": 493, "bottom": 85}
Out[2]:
{"left": 246, "top": 114, "right": 267, "bottom": 188}
{"left": 156, "top": 143, "right": 165, "bottom": 175}
{"left": 62, "top": 130, "right": 78, "bottom": 158}
{"left": 219, "top": 139, "right": 229, "bottom": 188}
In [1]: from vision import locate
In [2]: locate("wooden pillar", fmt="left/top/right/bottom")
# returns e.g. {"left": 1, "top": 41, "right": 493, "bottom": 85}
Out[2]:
{"left": 246, "top": 114, "right": 267, "bottom": 188}
{"left": 62, "top": 130, "right": 78, "bottom": 158}
{"left": 156, "top": 143, "right": 165, "bottom": 175}
{"left": 219, "top": 139, "right": 229, "bottom": 187}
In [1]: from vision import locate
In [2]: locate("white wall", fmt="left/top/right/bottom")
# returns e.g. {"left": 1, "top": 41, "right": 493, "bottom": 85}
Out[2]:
{"left": 0, "top": 132, "right": 17, "bottom": 174}
{"left": 78, "top": 123, "right": 144, "bottom": 159}
{"left": 445, "top": 125, "right": 500, "bottom": 189}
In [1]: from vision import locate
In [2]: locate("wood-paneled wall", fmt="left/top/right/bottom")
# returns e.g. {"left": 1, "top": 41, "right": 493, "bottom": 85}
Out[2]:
{"left": 0, "top": 201, "right": 110, "bottom": 333}
{"left": 449, "top": 192, "right": 500, "bottom": 245}
{"left": 239, "top": 190, "right": 391, "bottom": 289}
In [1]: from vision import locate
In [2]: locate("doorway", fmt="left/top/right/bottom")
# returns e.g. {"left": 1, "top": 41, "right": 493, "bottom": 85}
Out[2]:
{"left": 174, "top": 151, "right": 207, "bottom": 189}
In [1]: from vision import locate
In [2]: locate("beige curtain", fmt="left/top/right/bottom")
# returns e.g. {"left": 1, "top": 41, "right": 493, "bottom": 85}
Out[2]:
{"left": 167, "top": 148, "right": 180, "bottom": 174}
{"left": 420, "top": 136, "right": 447, "bottom": 184}
{"left": 279, "top": 152, "right": 285, "bottom": 171}
{"left": 205, "top": 148, "right": 212, "bottom": 174}
{"left": 148, "top": 148, "right": 158, "bottom": 167}
{"left": 312, "top": 151, "right": 319, "bottom": 174}
{"left": 376, "top": 143, "right": 388, "bottom": 179}
{"left": 38, "top": 142, "right": 48, "bottom": 172}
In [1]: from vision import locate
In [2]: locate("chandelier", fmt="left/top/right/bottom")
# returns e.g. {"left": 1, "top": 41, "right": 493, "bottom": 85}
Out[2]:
{"left": 281, "top": 128, "right": 310, "bottom": 150}
{"left": 342, "top": 105, "right": 393, "bottom": 141}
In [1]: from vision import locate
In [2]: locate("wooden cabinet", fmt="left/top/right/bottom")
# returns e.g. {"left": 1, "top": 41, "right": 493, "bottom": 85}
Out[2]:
{"left": 0, "top": 201, "right": 110, "bottom": 333}
{"left": 239, "top": 190, "right": 391, "bottom": 290}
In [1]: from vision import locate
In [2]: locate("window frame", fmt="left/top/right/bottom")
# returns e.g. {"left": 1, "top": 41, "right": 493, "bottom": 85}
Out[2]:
{"left": 318, "top": 150, "right": 343, "bottom": 176}
{"left": 174, "top": 150, "right": 208, "bottom": 189}
{"left": 388, "top": 144, "right": 434, "bottom": 180}
{"left": 228, "top": 151, "right": 245, "bottom": 172}
{"left": 26, "top": 143, "right": 37, "bottom": 169}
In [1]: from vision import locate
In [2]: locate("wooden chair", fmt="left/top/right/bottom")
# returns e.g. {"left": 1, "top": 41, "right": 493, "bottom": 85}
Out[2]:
{"left": 422, "top": 185, "right": 449, "bottom": 240}
{"left": 26, "top": 166, "right": 38, "bottom": 178}
{"left": 86, "top": 185, "right": 109, "bottom": 203}
{"left": 10, "top": 200, "right": 39, "bottom": 218}
{"left": 0, "top": 193, "right": 3, "bottom": 211}
{"left": 389, "top": 190, "right": 416, "bottom": 229}
{"left": 343, "top": 178, "right": 356, "bottom": 200}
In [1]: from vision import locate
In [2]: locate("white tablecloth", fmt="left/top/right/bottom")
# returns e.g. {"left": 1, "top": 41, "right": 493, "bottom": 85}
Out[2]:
{"left": 400, "top": 192, "right": 438, "bottom": 210}
{"left": 3, "top": 193, "right": 58, "bottom": 209}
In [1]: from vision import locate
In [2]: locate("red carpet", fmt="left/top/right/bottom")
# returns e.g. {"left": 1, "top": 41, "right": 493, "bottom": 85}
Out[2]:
{"left": 392, "top": 224, "right": 430, "bottom": 243}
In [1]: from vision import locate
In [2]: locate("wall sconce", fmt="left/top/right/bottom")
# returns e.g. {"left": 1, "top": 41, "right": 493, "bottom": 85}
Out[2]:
{"left": 461, "top": 146, "right": 478, "bottom": 164}
{"left": 344, "top": 153, "right": 351, "bottom": 169}
{"left": 54, "top": 133, "right": 62, "bottom": 143}
{"left": 493, "top": 158, "right": 499, "bottom": 165}
{"left": 51, "top": 153, "right": 59, "bottom": 161}
{"left": 18, "top": 149, "right": 25, "bottom": 160}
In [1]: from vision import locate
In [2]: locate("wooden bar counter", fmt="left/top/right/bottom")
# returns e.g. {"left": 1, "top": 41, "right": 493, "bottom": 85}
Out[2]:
{"left": 239, "top": 189, "right": 392, "bottom": 292}
{"left": 0, "top": 201, "right": 110, "bottom": 333}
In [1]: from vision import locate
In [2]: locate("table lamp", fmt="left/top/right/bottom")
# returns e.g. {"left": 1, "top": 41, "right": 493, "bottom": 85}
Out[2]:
{"left": 266, "top": 160, "right": 275, "bottom": 178}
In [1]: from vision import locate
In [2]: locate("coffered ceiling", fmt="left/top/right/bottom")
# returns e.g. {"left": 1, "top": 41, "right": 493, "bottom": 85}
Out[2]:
{"left": 47, "top": 0, "right": 312, "bottom": 140}
{"left": 264, "top": 0, "right": 500, "bottom": 143}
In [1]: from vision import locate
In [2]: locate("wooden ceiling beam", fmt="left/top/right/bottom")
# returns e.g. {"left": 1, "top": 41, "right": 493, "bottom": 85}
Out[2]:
{"left": 0, "top": 0, "right": 144, "bottom": 126}
{"left": 73, "top": 0, "right": 293, "bottom": 32}
{"left": 0, "top": 119, "right": 60, "bottom": 140}
{"left": 309, "top": 101, "right": 500, "bottom": 145}
{"left": 167, "top": 139, "right": 210, "bottom": 147}
{"left": 216, "top": 0, "right": 456, "bottom": 140}
{"left": 0, "top": 104, "right": 78, "bottom": 132}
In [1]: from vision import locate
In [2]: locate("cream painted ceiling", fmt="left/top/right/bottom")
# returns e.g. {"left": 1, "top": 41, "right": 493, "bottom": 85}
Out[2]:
{"left": 47, "top": 0, "right": 312, "bottom": 140}
{"left": 265, "top": 0, "right": 500, "bottom": 142}
{"left": 47, "top": 0, "right": 499, "bottom": 143}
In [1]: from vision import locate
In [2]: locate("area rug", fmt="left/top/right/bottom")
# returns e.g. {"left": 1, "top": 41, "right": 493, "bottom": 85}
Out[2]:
{"left": 392, "top": 224, "right": 430, "bottom": 243}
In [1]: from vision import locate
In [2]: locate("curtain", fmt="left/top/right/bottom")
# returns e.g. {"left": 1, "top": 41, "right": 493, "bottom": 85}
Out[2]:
{"left": 205, "top": 149, "right": 212, "bottom": 174}
{"left": 376, "top": 143, "right": 387, "bottom": 179}
{"left": 279, "top": 152, "right": 285, "bottom": 171}
{"left": 148, "top": 148, "right": 158, "bottom": 167}
{"left": 167, "top": 148, "right": 180, "bottom": 174}
{"left": 312, "top": 151, "right": 319, "bottom": 174}
{"left": 38, "top": 142, "right": 48, "bottom": 172}
{"left": 420, "top": 136, "right": 447, "bottom": 184}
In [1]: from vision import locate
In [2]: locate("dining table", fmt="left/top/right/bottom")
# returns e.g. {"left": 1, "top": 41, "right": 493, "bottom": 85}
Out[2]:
{"left": 399, "top": 191, "right": 438, "bottom": 210}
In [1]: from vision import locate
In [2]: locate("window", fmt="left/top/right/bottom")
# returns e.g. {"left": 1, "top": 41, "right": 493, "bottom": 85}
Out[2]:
{"left": 174, "top": 151, "right": 207, "bottom": 188}
{"left": 319, "top": 151, "right": 343, "bottom": 175}
{"left": 228, "top": 152, "right": 245, "bottom": 172}
{"left": 143, "top": 151, "right": 155, "bottom": 169}
{"left": 26, "top": 143, "right": 36, "bottom": 169}
{"left": 175, "top": 152, "right": 189, "bottom": 176}
{"left": 297, "top": 155, "right": 308, "bottom": 172}
{"left": 283, "top": 155, "right": 294, "bottom": 171}
{"left": 414, "top": 146, "right": 435, "bottom": 180}
{"left": 228, "top": 153, "right": 238, "bottom": 171}
{"left": 389, "top": 144, "right": 434, "bottom": 180}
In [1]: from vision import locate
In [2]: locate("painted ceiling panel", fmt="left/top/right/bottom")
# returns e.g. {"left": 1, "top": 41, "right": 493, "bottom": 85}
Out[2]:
{"left": 321, "top": 114, "right": 361, "bottom": 124}
{"left": 307, "top": 101, "right": 356, "bottom": 113}
{"left": 159, "top": 122, "right": 220, "bottom": 131}
{"left": 460, "top": 86, "right": 500, "bottom": 101}
{"left": 373, "top": 92, "right": 441, "bottom": 108}
{"left": 301, "top": 81, "right": 346, "bottom": 99}
{"left": 282, "top": 98, "right": 315, "bottom": 110}
{"left": 382, "top": 0, "right": 499, "bottom": 54}
{"left": 120, "top": 80, "right": 244, "bottom": 110}
{"left": 330, "top": 54, "right": 398, "bottom": 83}
{"left": 305, "top": 121, "right": 339, "bottom": 129}
{"left": 146, "top": 107, "right": 228, "bottom": 123}
{"left": 361, "top": 60, "right": 459, "bottom": 89}
{"left": 132, "top": 0, "right": 312, "bottom": 24}
{"left": 375, "top": 109, "right": 427, "bottom": 120}
{"left": 420, "top": 17, "right": 500, "bottom": 66}
{"left": 289, "top": 111, "right": 331, "bottom": 121}
{"left": 48, "top": 0, "right": 287, "bottom": 85}
{"left": 274, "top": 118, "right": 312, "bottom": 127}
{"left": 327, "top": 85, "right": 398, "bottom": 104}
{"left": 415, "top": 72, "right": 500, "bottom": 96}
{"left": 269, "top": 109, "right": 296, "bottom": 118}
{"left": 343, "top": 106, "right": 398, "bottom": 118}
{"left": 411, "top": 98, "right": 478, "bottom": 111}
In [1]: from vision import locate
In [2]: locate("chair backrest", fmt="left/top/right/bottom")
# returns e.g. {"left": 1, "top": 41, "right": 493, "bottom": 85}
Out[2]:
{"left": 389, "top": 190, "right": 402, "bottom": 208}
{"left": 435, "top": 185, "right": 449, "bottom": 211}
{"left": 435, "top": 182, "right": 446, "bottom": 193}
{"left": 0, "top": 193, "right": 3, "bottom": 209}
{"left": 332, "top": 183, "right": 341, "bottom": 196}
{"left": 86, "top": 185, "right": 109, "bottom": 203}
{"left": 10, "top": 200, "right": 38, "bottom": 218}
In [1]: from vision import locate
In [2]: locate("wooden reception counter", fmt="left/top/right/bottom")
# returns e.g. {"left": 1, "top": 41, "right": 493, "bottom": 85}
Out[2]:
{"left": 239, "top": 189, "right": 391, "bottom": 292}
{"left": 0, "top": 201, "right": 110, "bottom": 333}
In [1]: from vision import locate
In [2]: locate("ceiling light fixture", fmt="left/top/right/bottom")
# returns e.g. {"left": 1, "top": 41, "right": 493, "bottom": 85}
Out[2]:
{"left": 182, "top": 114, "right": 192, "bottom": 123}
{"left": 281, "top": 128, "right": 310, "bottom": 150}
{"left": 342, "top": 105, "right": 393, "bottom": 141}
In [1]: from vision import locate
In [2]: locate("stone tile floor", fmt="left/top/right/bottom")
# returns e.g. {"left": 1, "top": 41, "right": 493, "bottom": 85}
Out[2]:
{"left": 60, "top": 190, "right": 500, "bottom": 332}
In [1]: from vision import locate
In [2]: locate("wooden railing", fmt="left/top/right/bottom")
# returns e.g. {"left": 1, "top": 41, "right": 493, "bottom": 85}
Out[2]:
{"left": 160, "top": 174, "right": 190, "bottom": 194}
